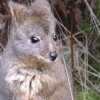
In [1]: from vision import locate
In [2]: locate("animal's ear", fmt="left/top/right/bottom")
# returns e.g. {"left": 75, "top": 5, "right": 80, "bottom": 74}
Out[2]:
{"left": 8, "top": 1, "right": 30, "bottom": 24}
{"left": 8, "top": 1, "right": 26, "bottom": 18}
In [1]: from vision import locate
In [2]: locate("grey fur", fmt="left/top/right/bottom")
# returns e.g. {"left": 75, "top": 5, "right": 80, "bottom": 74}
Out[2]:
{"left": 0, "top": 0, "right": 74, "bottom": 100}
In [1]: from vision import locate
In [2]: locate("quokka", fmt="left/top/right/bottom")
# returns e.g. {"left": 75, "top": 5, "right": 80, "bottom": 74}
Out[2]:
{"left": 0, "top": 0, "right": 73, "bottom": 100}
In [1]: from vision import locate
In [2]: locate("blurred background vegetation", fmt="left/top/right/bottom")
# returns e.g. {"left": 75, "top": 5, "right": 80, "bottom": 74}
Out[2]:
{"left": 0, "top": 0, "right": 100, "bottom": 100}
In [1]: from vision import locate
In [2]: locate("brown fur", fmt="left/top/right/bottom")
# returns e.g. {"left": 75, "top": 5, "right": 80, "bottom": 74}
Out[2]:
{"left": 0, "top": 0, "right": 74, "bottom": 100}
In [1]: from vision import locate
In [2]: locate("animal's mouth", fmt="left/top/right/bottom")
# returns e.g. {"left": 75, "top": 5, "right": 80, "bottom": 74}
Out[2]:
{"left": 13, "top": 55, "right": 53, "bottom": 70}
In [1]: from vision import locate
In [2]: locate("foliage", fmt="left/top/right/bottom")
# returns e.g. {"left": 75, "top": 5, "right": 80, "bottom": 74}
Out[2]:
{"left": 76, "top": 90, "right": 100, "bottom": 100}
{"left": 95, "top": 0, "right": 100, "bottom": 19}
{"left": 82, "top": 19, "right": 90, "bottom": 35}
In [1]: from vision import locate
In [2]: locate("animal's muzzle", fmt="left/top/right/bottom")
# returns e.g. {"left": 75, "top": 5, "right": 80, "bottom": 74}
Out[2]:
{"left": 49, "top": 51, "right": 58, "bottom": 61}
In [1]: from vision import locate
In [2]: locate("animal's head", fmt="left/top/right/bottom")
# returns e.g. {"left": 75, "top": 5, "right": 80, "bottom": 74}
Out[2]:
{"left": 8, "top": 0, "right": 59, "bottom": 64}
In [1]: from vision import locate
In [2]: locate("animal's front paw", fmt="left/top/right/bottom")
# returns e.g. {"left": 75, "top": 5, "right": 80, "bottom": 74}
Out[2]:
{"left": 6, "top": 68, "right": 57, "bottom": 99}
{"left": 5, "top": 68, "right": 43, "bottom": 96}
{"left": 20, "top": 71, "right": 43, "bottom": 96}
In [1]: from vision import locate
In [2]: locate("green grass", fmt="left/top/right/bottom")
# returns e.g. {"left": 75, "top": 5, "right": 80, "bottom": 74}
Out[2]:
{"left": 76, "top": 90, "right": 100, "bottom": 100}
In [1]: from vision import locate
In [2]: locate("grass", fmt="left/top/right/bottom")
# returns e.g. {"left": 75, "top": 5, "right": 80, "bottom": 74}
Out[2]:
{"left": 76, "top": 90, "right": 100, "bottom": 100}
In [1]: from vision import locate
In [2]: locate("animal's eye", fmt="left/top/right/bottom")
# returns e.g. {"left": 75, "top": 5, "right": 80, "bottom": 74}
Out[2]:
{"left": 53, "top": 35, "right": 57, "bottom": 41}
{"left": 30, "top": 36, "right": 40, "bottom": 44}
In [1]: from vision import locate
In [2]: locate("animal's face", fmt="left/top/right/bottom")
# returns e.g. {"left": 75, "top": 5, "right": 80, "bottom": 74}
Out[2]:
{"left": 9, "top": 0, "right": 59, "bottom": 63}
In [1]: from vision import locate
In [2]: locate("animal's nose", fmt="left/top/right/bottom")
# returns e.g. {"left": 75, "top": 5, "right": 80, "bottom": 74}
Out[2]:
{"left": 49, "top": 51, "right": 58, "bottom": 61}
